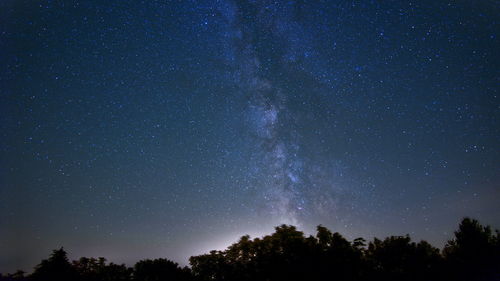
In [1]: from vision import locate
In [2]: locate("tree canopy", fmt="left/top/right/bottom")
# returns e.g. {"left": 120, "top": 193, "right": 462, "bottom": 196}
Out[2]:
{"left": 1, "top": 218, "right": 499, "bottom": 281}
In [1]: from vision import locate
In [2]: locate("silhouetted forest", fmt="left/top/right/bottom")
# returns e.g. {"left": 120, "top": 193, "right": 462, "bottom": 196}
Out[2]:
{"left": 2, "top": 218, "right": 499, "bottom": 281}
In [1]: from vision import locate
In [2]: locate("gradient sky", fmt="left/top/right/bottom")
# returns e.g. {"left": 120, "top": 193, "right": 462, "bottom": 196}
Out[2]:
{"left": 1, "top": 0, "right": 499, "bottom": 274}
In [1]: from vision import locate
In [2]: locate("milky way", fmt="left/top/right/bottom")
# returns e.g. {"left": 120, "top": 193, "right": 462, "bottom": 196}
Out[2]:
{"left": 216, "top": 0, "right": 356, "bottom": 226}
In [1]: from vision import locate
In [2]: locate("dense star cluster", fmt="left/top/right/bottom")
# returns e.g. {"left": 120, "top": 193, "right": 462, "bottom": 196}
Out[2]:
{"left": 1, "top": 0, "right": 499, "bottom": 273}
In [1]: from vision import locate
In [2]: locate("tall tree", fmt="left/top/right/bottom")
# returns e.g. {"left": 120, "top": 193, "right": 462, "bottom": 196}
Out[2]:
{"left": 31, "top": 248, "right": 77, "bottom": 281}
{"left": 443, "top": 218, "right": 500, "bottom": 281}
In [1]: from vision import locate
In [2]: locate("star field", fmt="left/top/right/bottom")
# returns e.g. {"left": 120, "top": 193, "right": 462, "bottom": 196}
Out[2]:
{"left": 1, "top": 0, "right": 499, "bottom": 273}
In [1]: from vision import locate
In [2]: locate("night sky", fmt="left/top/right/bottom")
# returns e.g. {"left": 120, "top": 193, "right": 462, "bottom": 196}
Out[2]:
{"left": 1, "top": 0, "right": 499, "bottom": 273}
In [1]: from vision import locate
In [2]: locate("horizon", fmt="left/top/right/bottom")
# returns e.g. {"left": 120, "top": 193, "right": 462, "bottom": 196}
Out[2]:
{"left": 2, "top": 217, "right": 495, "bottom": 274}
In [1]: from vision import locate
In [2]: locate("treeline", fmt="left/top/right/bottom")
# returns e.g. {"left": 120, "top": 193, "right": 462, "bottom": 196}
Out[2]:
{"left": 1, "top": 218, "right": 499, "bottom": 281}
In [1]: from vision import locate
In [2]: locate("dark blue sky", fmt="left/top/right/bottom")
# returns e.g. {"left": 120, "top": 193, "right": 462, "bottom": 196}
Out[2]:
{"left": 1, "top": 0, "right": 499, "bottom": 273}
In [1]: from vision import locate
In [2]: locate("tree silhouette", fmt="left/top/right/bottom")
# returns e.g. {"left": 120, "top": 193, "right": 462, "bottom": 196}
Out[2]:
{"left": 191, "top": 224, "right": 364, "bottom": 281}
{"left": 312, "top": 225, "right": 365, "bottom": 281}
{"left": 72, "top": 256, "right": 132, "bottom": 281}
{"left": 365, "top": 235, "right": 442, "bottom": 281}
{"left": 133, "top": 258, "right": 191, "bottom": 281}
{"left": 30, "top": 247, "right": 77, "bottom": 281}
{"left": 2, "top": 217, "right": 499, "bottom": 281}
{"left": 0, "top": 270, "right": 27, "bottom": 281}
{"left": 443, "top": 218, "right": 500, "bottom": 281}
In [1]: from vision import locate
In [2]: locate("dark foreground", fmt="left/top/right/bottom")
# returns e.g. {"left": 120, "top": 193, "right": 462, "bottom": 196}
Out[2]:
{"left": 1, "top": 218, "right": 499, "bottom": 281}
